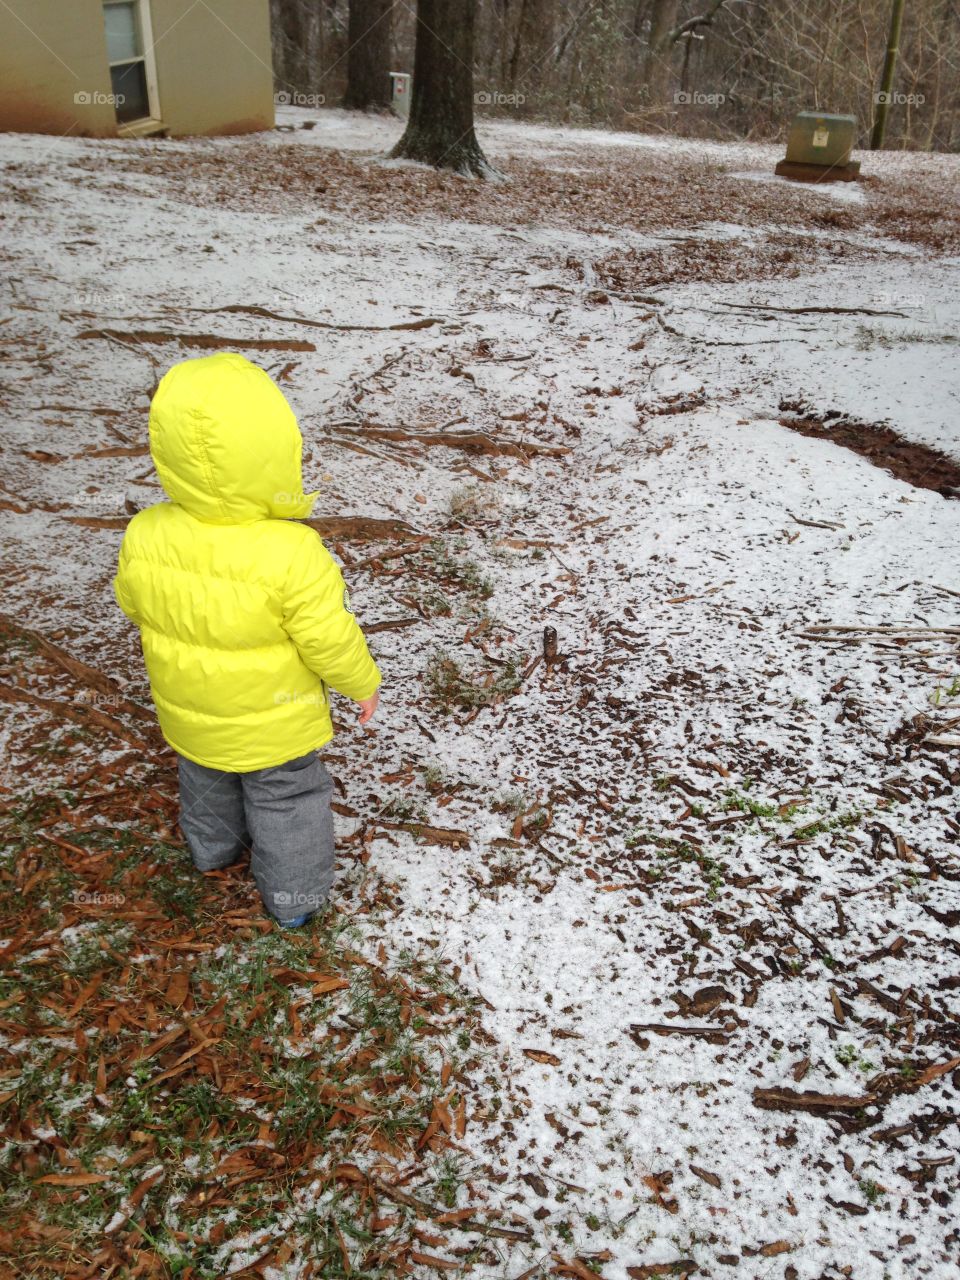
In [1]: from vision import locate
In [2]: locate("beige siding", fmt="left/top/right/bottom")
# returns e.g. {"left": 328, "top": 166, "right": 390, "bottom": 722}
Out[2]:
{"left": 0, "top": 0, "right": 274, "bottom": 137}
{"left": 0, "top": 0, "right": 117, "bottom": 136}
{"left": 150, "top": 0, "right": 274, "bottom": 136}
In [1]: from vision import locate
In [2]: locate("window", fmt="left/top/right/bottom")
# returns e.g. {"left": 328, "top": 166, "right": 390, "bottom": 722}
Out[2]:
{"left": 102, "top": 0, "right": 159, "bottom": 127}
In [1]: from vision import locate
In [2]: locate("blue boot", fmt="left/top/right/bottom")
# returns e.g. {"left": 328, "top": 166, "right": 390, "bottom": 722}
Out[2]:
{"left": 276, "top": 911, "right": 315, "bottom": 929}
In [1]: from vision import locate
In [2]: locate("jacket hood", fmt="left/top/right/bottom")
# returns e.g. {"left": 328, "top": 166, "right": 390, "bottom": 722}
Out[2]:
{"left": 149, "top": 353, "right": 317, "bottom": 523}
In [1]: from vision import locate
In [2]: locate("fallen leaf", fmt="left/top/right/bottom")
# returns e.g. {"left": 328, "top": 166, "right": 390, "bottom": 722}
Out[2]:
{"left": 408, "top": 1250, "right": 459, "bottom": 1270}
{"left": 311, "top": 975, "right": 350, "bottom": 995}
{"left": 760, "top": 1240, "right": 793, "bottom": 1257}
{"left": 689, "top": 1164, "right": 721, "bottom": 1188}
{"left": 36, "top": 1172, "right": 111, "bottom": 1186}
{"left": 642, "top": 1172, "right": 679, "bottom": 1215}
{"left": 523, "top": 1048, "right": 561, "bottom": 1066}
{"left": 165, "top": 971, "right": 189, "bottom": 1009}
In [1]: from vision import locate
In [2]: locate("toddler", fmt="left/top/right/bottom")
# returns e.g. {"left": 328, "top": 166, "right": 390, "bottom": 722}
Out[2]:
{"left": 114, "top": 353, "right": 380, "bottom": 927}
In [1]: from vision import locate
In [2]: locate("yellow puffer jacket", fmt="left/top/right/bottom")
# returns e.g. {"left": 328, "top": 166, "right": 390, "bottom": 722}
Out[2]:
{"left": 113, "top": 353, "right": 381, "bottom": 772}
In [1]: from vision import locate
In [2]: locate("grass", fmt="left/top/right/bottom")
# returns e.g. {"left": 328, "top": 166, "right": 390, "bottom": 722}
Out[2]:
{"left": 380, "top": 791, "right": 428, "bottom": 822}
{"left": 448, "top": 485, "right": 492, "bottom": 523}
{"left": 835, "top": 1044, "right": 876, "bottom": 1073}
{"left": 721, "top": 787, "right": 781, "bottom": 819}
{"left": 791, "top": 809, "right": 861, "bottom": 842}
{"left": 422, "top": 539, "right": 493, "bottom": 600}
{"left": 491, "top": 789, "right": 529, "bottom": 816}
{"left": 929, "top": 675, "right": 960, "bottom": 705}
{"left": 410, "top": 536, "right": 497, "bottom": 622}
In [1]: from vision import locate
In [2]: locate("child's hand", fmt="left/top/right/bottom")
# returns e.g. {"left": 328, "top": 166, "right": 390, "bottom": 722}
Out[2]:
{"left": 357, "top": 691, "right": 379, "bottom": 725}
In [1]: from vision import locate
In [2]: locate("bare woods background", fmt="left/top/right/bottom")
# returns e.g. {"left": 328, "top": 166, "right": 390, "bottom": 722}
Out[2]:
{"left": 270, "top": 0, "right": 959, "bottom": 151}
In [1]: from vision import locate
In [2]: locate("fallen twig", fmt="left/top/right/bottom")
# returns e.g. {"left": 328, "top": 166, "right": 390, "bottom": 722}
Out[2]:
{"left": 752, "top": 1087, "right": 878, "bottom": 1113}
{"left": 788, "top": 511, "right": 845, "bottom": 530}
{"left": 364, "top": 618, "right": 421, "bottom": 634}
{"left": 802, "top": 624, "right": 960, "bottom": 635}
{"left": 0, "top": 613, "right": 155, "bottom": 725}
{"left": 377, "top": 821, "right": 471, "bottom": 849}
{"left": 721, "top": 302, "right": 907, "bottom": 318}
{"left": 629, "top": 1023, "right": 729, "bottom": 1040}
{"left": 348, "top": 537, "right": 432, "bottom": 572}
{"left": 190, "top": 304, "right": 444, "bottom": 332}
{"left": 77, "top": 329, "right": 316, "bottom": 352}
{"left": 337, "top": 425, "right": 570, "bottom": 460}
{"left": 0, "top": 680, "right": 155, "bottom": 751}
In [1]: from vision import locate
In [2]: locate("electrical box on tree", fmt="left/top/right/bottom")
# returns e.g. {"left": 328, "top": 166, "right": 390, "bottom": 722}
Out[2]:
{"left": 390, "top": 72, "right": 411, "bottom": 118}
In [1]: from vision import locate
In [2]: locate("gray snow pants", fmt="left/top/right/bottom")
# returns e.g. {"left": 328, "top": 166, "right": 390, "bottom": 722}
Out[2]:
{"left": 176, "top": 750, "right": 335, "bottom": 924}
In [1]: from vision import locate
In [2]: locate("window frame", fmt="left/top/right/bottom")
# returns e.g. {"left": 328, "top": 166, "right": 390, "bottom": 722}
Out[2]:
{"left": 102, "top": 0, "right": 162, "bottom": 133}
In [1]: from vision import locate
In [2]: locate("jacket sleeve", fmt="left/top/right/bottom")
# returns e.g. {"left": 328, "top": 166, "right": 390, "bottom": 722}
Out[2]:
{"left": 113, "top": 535, "right": 141, "bottom": 625}
{"left": 281, "top": 532, "right": 381, "bottom": 701}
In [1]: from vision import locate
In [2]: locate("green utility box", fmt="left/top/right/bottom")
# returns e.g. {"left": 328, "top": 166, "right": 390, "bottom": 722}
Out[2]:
{"left": 775, "top": 112, "right": 860, "bottom": 182}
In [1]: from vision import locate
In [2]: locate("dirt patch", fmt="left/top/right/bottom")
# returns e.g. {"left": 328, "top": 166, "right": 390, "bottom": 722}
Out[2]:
{"left": 778, "top": 400, "right": 960, "bottom": 497}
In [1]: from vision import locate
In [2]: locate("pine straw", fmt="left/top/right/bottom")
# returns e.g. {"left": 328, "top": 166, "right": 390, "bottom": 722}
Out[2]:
{"left": 0, "top": 624, "right": 511, "bottom": 1279}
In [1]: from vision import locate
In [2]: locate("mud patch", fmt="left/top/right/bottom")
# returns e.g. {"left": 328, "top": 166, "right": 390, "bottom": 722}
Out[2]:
{"left": 778, "top": 400, "right": 960, "bottom": 497}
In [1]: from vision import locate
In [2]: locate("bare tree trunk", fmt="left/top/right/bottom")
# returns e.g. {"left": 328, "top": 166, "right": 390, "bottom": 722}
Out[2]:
{"left": 390, "top": 0, "right": 495, "bottom": 176}
{"left": 507, "top": 0, "right": 550, "bottom": 92}
{"left": 344, "top": 0, "right": 394, "bottom": 110}
{"left": 644, "top": 0, "right": 680, "bottom": 109}
{"left": 271, "top": 0, "right": 326, "bottom": 98}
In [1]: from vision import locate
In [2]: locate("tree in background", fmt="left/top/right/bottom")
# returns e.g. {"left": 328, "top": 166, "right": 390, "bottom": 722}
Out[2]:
{"left": 344, "top": 0, "right": 394, "bottom": 110}
{"left": 270, "top": 0, "right": 330, "bottom": 99}
{"left": 390, "top": 0, "right": 495, "bottom": 176}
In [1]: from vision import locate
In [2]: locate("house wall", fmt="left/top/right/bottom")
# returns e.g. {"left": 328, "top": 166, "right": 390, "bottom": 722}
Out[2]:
{"left": 0, "top": 0, "right": 117, "bottom": 136}
{"left": 0, "top": 0, "right": 274, "bottom": 137}
{"left": 150, "top": 0, "right": 275, "bottom": 136}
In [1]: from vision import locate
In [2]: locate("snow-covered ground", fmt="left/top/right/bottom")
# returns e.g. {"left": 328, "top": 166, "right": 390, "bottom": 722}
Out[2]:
{"left": 1, "top": 112, "right": 959, "bottom": 1279}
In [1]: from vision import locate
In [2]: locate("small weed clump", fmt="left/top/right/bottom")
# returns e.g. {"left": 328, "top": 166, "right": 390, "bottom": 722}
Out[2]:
{"left": 721, "top": 787, "right": 781, "bottom": 819}
{"left": 426, "top": 650, "right": 521, "bottom": 712}
{"left": 449, "top": 485, "right": 493, "bottom": 523}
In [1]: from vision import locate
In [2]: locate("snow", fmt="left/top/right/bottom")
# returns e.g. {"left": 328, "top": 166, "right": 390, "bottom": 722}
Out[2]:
{"left": 1, "top": 112, "right": 958, "bottom": 1278}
